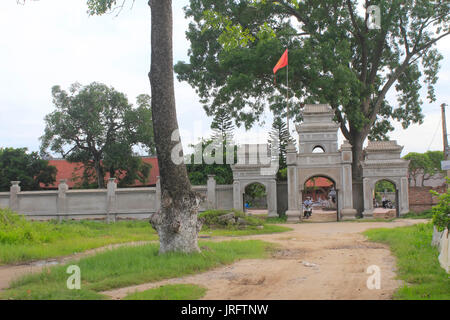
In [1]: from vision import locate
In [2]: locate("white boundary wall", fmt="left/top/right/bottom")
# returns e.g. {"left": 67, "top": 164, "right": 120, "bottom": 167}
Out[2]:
{"left": 0, "top": 177, "right": 233, "bottom": 221}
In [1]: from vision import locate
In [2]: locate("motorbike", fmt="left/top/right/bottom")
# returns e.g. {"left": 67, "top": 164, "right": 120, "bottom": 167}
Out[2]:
{"left": 303, "top": 203, "right": 312, "bottom": 219}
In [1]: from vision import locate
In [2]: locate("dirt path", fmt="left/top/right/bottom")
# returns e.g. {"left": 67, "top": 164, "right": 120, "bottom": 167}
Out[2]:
{"left": 0, "top": 241, "right": 153, "bottom": 291}
{"left": 103, "top": 219, "right": 427, "bottom": 300}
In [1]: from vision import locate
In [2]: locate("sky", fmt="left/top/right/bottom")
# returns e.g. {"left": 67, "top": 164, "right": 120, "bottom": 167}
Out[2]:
{"left": 0, "top": 0, "right": 449, "bottom": 157}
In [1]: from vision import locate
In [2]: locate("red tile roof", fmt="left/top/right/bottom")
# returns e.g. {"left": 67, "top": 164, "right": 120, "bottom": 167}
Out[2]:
{"left": 305, "top": 177, "right": 334, "bottom": 188}
{"left": 42, "top": 157, "right": 159, "bottom": 189}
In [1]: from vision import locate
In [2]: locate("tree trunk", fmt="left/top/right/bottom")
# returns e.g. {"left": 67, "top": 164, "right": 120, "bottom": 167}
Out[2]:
{"left": 93, "top": 158, "right": 105, "bottom": 189}
{"left": 148, "top": 0, "right": 202, "bottom": 254}
{"left": 349, "top": 131, "right": 365, "bottom": 217}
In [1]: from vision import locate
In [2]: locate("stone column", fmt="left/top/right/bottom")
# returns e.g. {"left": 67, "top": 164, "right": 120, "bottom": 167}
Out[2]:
{"left": 155, "top": 176, "right": 161, "bottom": 213}
{"left": 340, "top": 141, "right": 357, "bottom": 220}
{"left": 206, "top": 175, "right": 216, "bottom": 209}
{"left": 362, "top": 178, "right": 373, "bottom": 218}
{"left": 57, "top": 179, "right": 69, "bottom": 223}
{"left": 233, "top": 180, "right": 242, "bottom": 212}
{"left": 106, "top": 178, "right": 117, "bottom": 223}
{"left": 267, "top": 179, "right": 278, "bottom": 217}
{"left": 285, "top": 142, "right": 301, "bottom": 222}
{"left": 9, "top": 181, "right": 20, "bottom": 212}
{"left": 399, "top": 177, "right": 409, "bottom": 215}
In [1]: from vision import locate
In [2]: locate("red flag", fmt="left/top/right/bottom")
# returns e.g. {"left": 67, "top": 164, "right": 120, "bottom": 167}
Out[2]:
{"left": 273, "top": 49, "right": 288, "bottom": 74}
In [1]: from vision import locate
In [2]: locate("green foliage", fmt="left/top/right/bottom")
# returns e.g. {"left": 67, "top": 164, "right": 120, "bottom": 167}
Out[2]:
{"left": 430, "top": 181, "right": 450, "bottom": 231}
{"left": 175, "top": 0, "right": 449, "bottom": 155}
{"left": 40, "top": 82, "right": 155, "bottom": 188}
{"left": 268, "top": 116, "right": 293, "bottom": 177}
{"left": 211, "top": 107, "right": 235, "bottom": 144}
{"left": 0, "top": 148, "right": 56, "bottom": 191}
{"left": 365, "top": 223, "right": 450, "bottom": 300}
{"left": 245, "top": 183, "right": 266, "bottom": 207}
{"left": 186, "top": 138, "right": 236, "bottom": 185}
{"left": 199, "top": 209, "right": 263, "bottom": 228}
{"left": 124, "top": 284, "right": 207, "bottom": 300}
{"left": 404, "top": 151, "right": 444, "bottom": 186}
{"left": 375, "top": 180, "right": 396, "bottom": 193}
{"left": 0, "top": 208, "right": 157, "bottom": 264}
{"left": 1, "top": 240, "right": 273, "bottom": 299}
{"left": 401, "top": 210, "right": 434, "bottom": 219}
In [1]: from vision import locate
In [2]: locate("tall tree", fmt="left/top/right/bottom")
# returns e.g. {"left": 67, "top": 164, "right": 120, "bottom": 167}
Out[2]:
{"left": 88, "top": 0, "right": 203, "bottom": 253}
{"left": 268, "top": 116, "right": 291, "bottom": 171}
{"left": 175, "top": 0, "right": 450, "bottom": 213}
{"left": 211, "top": 108, "right": 235, "bottom": 144}
{"left": 40, "top": 82, "right": 154, "bottom": 189}
{"left": 0, "top": 148, "right": 56, "bottom": 191}
{"left": 404, "top": 150, "right": 444, "bottom": 186}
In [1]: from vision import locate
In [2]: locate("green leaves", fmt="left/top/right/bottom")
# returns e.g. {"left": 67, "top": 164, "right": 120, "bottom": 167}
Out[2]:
{"left": 0, "top": 148, "right": 56, "bottom": 191}
{"left": 176, "top": 0, "right": 450, "bottom": 144}
{"left": 40, "top": 82, "right": 155, "bottom": 188}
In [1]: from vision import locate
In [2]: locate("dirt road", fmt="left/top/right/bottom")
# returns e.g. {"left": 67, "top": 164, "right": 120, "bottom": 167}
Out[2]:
{"left": 103, "top": 219, "right": 427, "bottom": 300}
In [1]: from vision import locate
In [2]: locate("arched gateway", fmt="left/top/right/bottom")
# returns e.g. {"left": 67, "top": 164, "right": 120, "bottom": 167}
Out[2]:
{"left": 285, "top": 104, "right": 357, "bottom": 222}
{"left": 231, "top": 144, "right": 278, "bottom": 217}
{"left": 229, "top": 104, "right": 409, "bottom": 222}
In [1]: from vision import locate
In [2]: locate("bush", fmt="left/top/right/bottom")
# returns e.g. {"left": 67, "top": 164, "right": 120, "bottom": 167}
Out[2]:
{"left": 0, "top": 208, "right": 58, "bottom": 245}
{"left": 430, "top": 183, "right": 450, "bottom": 232}
{"left": 198, "top": 210, "right": 263, "bottom": 229}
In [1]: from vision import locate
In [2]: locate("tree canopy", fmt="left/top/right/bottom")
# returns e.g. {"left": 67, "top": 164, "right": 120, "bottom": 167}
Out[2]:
{"left": 0, "top": 148, "right": 56, "bottom": 191}
{"left": 40, "top": 82, "right": 155, "bottom": 188}
{"left": 175, "top": 0, "right": 449, "bottom": 213}
{"left": 404, "top": 150, "right": 444, "bottom": 186}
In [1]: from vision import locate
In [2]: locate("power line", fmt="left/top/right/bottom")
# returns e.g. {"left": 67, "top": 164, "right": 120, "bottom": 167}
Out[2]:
{"left": 427, "top": 117, "right": 441, "bottom": 151}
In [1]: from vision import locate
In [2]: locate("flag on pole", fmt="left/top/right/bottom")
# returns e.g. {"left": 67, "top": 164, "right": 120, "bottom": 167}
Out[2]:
{"left": 273, "top": 49, "right": 288, "bottom": 74}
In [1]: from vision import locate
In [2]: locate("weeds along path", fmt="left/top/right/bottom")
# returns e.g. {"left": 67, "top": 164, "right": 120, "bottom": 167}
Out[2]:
{"left": 0, "top": 241, "right": 155, "bottom": 291}
{"left": 103, "top": 219, "right": 427, "bottom": 300}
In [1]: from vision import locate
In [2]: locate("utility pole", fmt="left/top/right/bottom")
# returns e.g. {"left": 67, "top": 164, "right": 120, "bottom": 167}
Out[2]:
{"left": 442, "top": 103, "right": 449, "bottom": 161}
{"left": 441, "top": 103, "right": 450, "bottom": 185}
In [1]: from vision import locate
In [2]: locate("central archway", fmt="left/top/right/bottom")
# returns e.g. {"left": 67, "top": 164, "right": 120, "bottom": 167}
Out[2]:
{"left": 244, "top": 182, "right": 267, "bottom": 215}
{"left": 302, "top": 175, "right": 338, "bottom": 222}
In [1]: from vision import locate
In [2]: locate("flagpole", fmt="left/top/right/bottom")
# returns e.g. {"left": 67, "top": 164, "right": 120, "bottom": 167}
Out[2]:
{"left": 286, "top": 52, "right": 290, "bottom": 135}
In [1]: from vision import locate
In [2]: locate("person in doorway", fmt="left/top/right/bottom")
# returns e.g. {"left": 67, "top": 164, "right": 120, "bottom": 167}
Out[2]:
{"left": 382, "top": 195, "right": 387, "bottom": 208}
{"left": 303, "top": 197, "right": 313, "bottom": 218}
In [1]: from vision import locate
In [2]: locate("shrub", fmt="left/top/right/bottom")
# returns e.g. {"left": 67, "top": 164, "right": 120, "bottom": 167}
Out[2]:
{"left": 198, "top": 209, "right": 263, "bottom": 229}
{"left": 0, "top": 208, "right": 58, "bottom": 245}
{"left": 430, "top": 184, "right": 450, "bottom": 232}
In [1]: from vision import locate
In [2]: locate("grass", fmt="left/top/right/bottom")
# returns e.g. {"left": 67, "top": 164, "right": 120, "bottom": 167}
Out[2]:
{"left": 364, "top": 222, "right": 450, "bottom": 300}
{"left": 0, "top": 208, "right": 290, "bottom": 265}
{"left": 400, "top": 210, "right": 434, "bottom": 219}
{"left": 123, "top": 284, "right": 207, "bottom": 300}
{"left": 0, "top": 240, "right": 274, "bottom": 300}
{"left": 200, "top": 224, "right": 291, "bottom": 237}
{"left": 0, "top": 217, "right": 158, "bottom": 265}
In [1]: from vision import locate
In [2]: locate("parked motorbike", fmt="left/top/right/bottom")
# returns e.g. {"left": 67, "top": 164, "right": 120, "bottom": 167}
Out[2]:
{"left": 303, "top": 204, "right": 312, "bottom": 219}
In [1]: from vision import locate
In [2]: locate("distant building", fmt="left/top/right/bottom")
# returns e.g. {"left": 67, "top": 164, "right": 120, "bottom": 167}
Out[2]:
{"left": 40, "top": 157, "right": 160, "bottom": 189}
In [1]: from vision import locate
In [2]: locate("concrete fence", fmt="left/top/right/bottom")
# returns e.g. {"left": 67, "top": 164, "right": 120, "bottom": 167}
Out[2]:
{"left": 0, "top": 176, "right": 234, "bottom": 221}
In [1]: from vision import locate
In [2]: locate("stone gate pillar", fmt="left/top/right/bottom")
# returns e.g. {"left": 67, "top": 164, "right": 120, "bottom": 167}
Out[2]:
{"left": 57, "top": 179, "right": 69, "bottom": 222}
{"left": 362, "top": 178, "right": 373, "bottom": 218}
{"left": 9, "top": 181, "right": 20, "bottom": 212}
{"left": 286, "top": 142, "right": 301, "bottom": 222}
{"left": 207, "top": 175, "right": 216, "bottom": 209}
{"left": 267, "top": 179, "right": 278, "bottom": 217}
{"left": 399, "top": 177, "right": 409, "bottom": 215}
{"left": 106, "top": 178, "right": 117, "bottom": 223}
{"left": 233, "top": 180, "right": 242, "bottom": 211}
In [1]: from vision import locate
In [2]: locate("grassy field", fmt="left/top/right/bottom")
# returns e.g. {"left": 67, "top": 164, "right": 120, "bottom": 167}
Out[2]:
{"left": 1, "top": 240, "right": 274, "bottom": 300}
{"left": 364, "top": 222, "right": 450, "bottom": 300}
{"left": 0, "top": 208, "right": 290, "bottom": 265}
{"left": 123, "top": 284, "right": 207, "bottom": 300}
{"left": 0, "top": 218, "right": 158, "bottom": 265}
